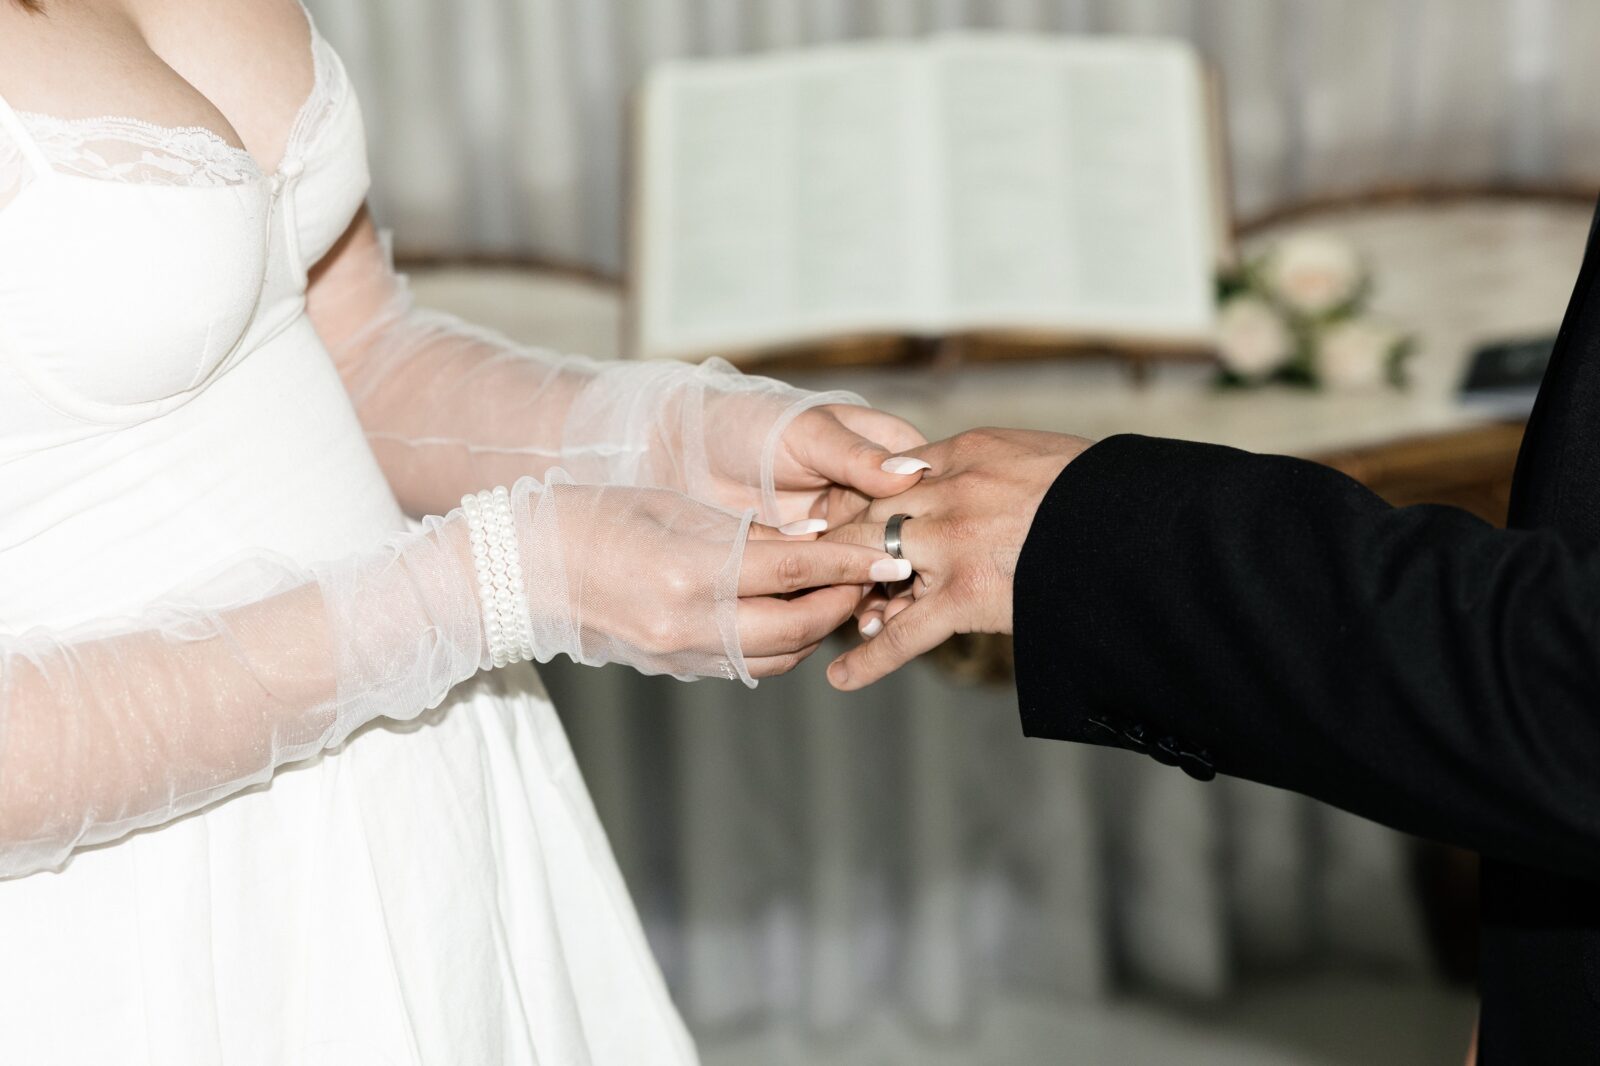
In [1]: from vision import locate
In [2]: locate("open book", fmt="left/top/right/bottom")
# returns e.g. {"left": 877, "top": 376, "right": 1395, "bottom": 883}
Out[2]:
{"left": 630, "top": 33, "right": 1232, "bottom": 367}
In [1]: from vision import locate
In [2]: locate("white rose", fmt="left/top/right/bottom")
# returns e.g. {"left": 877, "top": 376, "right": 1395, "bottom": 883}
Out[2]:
{"left": 1216, "top": 295, "right": 1293, "bottom": 378}
{"left": 1265, "top": 232, "right": 1363, "bottom": 316}
{"left": 1318, "top": 318, "right": 1400, "bottom": 391}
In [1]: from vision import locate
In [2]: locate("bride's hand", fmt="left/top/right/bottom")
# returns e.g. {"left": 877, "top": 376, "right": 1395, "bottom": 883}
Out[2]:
{"left": 736, "top": 521, "right": 911, "bottom": 678}
{"left": 766, "top": 404, "right": 931, "bottom": 530}
{"left": 694, "top": 389, "right": 929, "bottom": 530}
{"left": 526, "top": 479, "right": 908, "bottom": 682}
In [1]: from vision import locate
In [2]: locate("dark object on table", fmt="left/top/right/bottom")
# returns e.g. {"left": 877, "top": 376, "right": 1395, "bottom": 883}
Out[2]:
{"left": 1459, "top": 335, "right": 1555, "bottom": 416}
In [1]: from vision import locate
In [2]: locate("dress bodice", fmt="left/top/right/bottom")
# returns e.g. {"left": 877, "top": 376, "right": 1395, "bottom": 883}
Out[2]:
{"left": 0, "top": 10, "right": 400, "bottom": 630}
{"left": 0, "top": 15, "right": 699, "bottom": 1064}
{"left": 0, "top": 18, "right": 368, "bottom": 425}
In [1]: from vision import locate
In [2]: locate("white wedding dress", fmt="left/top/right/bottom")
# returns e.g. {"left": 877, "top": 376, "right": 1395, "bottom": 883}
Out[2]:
{"left": 0, "top": 16, "right": 712, "bottom": 1066}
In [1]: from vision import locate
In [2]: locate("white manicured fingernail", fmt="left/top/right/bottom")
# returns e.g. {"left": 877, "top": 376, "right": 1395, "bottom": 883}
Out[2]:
{"left": 881, "top": 457, "right": 931, "bottom": 475}
{"left": 780, "top": 518, "right": 828, "bottom": 536}
{"left": 860, "top": 617, "right": 884, "bottom": 638}
{"left": 870, "top": 559, "right": 912, "bottom": 582}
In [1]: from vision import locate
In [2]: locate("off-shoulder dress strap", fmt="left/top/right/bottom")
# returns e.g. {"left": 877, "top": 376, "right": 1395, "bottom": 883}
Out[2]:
{"left": 0, "top": 92, "right": 52, "bottom": 176}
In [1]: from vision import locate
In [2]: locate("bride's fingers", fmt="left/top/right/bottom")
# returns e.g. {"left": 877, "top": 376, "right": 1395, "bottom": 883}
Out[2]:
{"left": 822, "top": 485, "right": 871, "bottom": 528}
{"left": 738, "top": 539, "right": 909, "bottom": 596}
{"left": 825, "top": 515, "right": 941, "bottom": 577}
{"left": 738, "top": 585, "right": 864, "bottom": 657}
{"left": 746, "top": 642, "right": 825, "bottom": 679}
{"left": 807, "top": 480, "right": 938, "bottom": 548}
{"left": 788, "top": 407, "right": 931, "bottom": 503}
{"left": 752, "top": 515, "right": 829, "bottom": 540}
{"left": 855, "top": 585, "right": 890, "bottom": 637}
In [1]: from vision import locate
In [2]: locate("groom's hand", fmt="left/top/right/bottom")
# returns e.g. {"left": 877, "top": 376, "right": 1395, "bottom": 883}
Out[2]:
{"left": 822, "top": 428, "right": 1094, "bottom": 691}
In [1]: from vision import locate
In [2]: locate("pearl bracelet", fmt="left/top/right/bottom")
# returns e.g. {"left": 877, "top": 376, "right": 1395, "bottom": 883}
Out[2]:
{"left": 462, "top": 486, "right": 536, "bottom": 668}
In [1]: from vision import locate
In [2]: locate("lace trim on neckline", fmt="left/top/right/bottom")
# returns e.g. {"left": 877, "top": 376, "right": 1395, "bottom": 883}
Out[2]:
{"left": 12, "top": 112, "right": 261, "bottom": 187}
{"left": 0, "top": 30, "right": 343, "bottom": 202}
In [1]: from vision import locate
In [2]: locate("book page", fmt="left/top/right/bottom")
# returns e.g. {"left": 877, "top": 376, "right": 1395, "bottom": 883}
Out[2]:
{"left": 635, "top": 46, "right": 930, "bottom": 360}
{"left": 931, "top": 36, "right": 1217, "bottom": 341}
{"left": 633, "top": 35, "right": 1223, "bottom": 360}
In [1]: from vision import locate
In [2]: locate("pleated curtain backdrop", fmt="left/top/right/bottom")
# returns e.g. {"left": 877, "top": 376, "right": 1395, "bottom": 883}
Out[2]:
{"left": 515, "top": 645, "right": 1430, "bottom": 1034}
{"left": 307, "top": 0, "right": 1591, "bottom": 274}
{"left": 298, "top": 0, "right": 1573, "bottom": 1036}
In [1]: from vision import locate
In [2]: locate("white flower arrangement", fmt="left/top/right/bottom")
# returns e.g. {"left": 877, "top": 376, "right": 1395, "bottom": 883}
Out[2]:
{"left": 1215, "top": 231, "right": 1414, "bottom": 391}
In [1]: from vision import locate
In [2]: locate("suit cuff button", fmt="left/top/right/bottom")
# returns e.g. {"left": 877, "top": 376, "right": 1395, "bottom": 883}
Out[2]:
{"left": 1179, "top": 748, "right": 1216, "bottom": 782}
{"left": 1152, "top": 735, "right": 1182, "bottom": 766}
{"left": 1121, "top": 723, "right": 1148, "bottom": 748}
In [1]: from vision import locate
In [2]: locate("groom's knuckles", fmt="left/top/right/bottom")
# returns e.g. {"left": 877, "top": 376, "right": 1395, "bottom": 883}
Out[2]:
{"left": 870, "top": 482, "right": 948, "bottom": 526}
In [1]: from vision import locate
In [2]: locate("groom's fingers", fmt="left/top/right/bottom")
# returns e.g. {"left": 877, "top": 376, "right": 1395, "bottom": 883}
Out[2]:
{"left": 827, "top": 598, "right": 951, "bottom": 691}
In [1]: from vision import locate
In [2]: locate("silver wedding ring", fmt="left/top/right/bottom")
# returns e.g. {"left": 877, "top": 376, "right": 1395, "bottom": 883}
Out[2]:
{"left": 884, "top": 513, "right": 911, "bottom": 561}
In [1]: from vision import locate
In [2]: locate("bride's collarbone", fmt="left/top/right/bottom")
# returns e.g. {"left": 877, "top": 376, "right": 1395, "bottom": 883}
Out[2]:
{"left": 0, "top": 0, "right": 314, "bottom": 173}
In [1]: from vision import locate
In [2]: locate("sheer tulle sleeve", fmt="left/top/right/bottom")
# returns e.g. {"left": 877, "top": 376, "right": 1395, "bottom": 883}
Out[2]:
{"left": 0, "top": 475, "right": 753, "bottom": 879}
{"left": 309, "top": 215, "right": 864, "bottom": 524}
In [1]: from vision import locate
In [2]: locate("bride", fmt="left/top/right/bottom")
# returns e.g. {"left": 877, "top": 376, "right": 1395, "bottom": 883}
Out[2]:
{"left": 0, "top": 0, "right": 924, "bottom": 1061}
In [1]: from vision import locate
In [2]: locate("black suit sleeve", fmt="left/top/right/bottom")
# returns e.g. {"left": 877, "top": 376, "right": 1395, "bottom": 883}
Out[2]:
{"left": 1014, "top": 433, "right": 1600, "bottom": 880}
